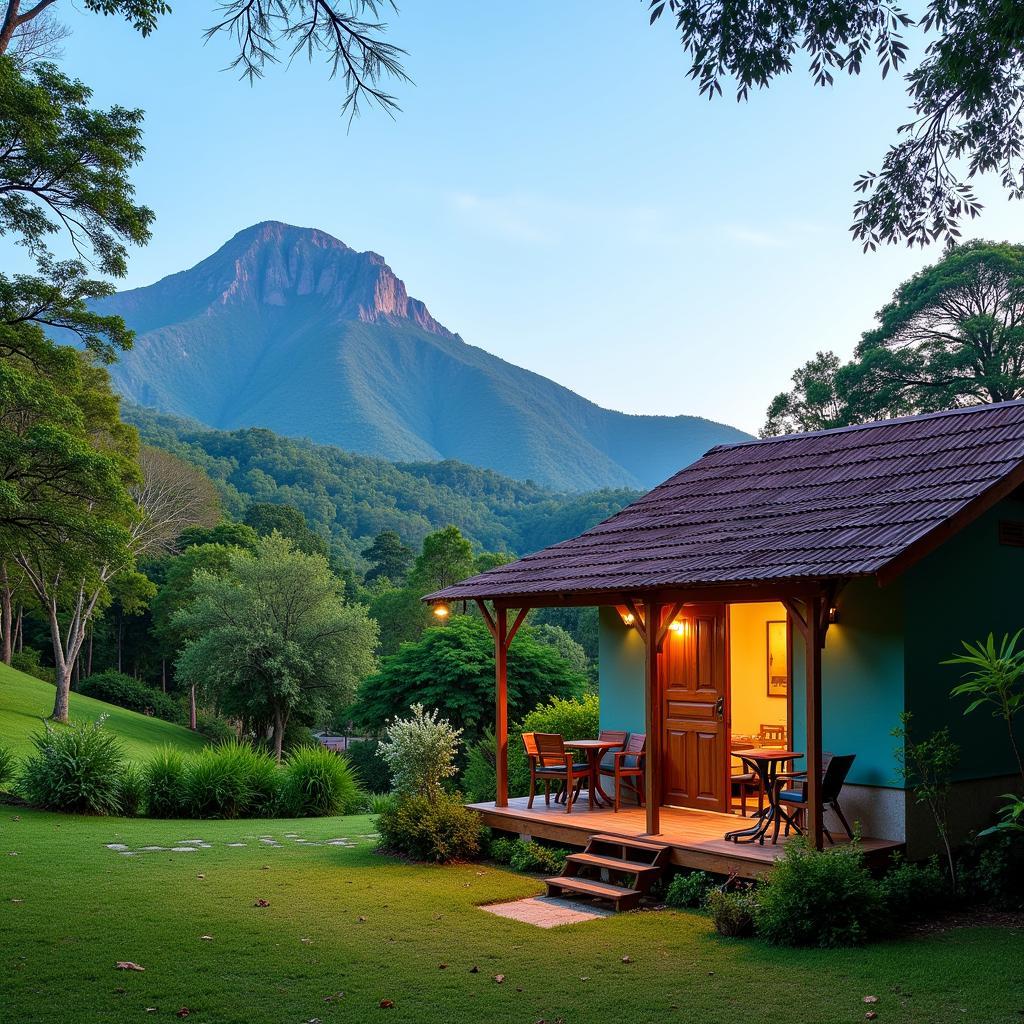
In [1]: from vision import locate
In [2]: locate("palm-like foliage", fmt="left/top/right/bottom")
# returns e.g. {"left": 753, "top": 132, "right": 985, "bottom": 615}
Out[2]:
{"left": 944, "top": 629, "right": 1024, "bottom": 783}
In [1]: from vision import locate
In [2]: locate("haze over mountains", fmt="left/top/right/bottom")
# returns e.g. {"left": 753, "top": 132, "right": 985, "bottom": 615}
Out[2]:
{"left": 99, "top": 222, "right": 750, "bottom": 490}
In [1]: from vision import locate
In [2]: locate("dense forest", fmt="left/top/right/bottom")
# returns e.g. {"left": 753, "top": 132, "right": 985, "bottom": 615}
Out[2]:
{"left": 124, "top": 403, "right": 639, "bottom": 569}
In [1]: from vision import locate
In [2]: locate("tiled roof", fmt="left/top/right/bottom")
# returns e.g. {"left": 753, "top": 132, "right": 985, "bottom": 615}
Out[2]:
{"left": 427, "top": 401, "right": 1024, "bottom": 602}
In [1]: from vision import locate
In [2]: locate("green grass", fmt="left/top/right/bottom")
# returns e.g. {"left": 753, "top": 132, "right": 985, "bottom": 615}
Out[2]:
{"left": 0, "top": 663, "right": 208, "bottom": 761}
{"left": 1, "top": 809, "right": 1022, "bottom": 1023}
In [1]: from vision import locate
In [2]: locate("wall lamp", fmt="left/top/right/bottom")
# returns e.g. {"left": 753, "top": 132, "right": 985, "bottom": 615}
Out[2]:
{"left": 432, "top": 603, "right": 450, "bottom": 619}
{"left": 827, "top": 606, "right": 840, "bottom": 625}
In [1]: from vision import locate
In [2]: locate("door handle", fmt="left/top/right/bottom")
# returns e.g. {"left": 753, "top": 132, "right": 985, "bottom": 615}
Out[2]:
{"left": 714, "top": 696, "right": 725, "bottom": 720}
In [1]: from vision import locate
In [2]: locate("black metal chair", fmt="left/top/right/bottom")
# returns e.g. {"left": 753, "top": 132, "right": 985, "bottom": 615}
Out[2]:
{"left": 772, "top": 753, "right": 856, "bottom": 844}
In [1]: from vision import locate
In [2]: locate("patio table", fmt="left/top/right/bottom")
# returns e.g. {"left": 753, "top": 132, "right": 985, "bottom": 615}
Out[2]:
{"left": 724, "top": 749, "right": 804, "bottom": 845}
{"left": 564, "top": 738, "right": 621, "bottom": 809}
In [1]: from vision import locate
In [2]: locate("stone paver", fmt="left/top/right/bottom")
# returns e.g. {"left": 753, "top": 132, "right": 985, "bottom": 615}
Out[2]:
{"left": 480, "top": 896, "right": 614, "bottom": 928}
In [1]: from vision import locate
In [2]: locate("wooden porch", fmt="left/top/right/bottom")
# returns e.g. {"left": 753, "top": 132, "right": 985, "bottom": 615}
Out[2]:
{"left": 470, "top": 796, "right": 903, "bottom": 878}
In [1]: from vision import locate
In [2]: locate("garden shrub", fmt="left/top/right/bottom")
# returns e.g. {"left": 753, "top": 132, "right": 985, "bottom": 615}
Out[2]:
{"left": 12, "top": 647, "right": 55, "bottom": 683}
{"left": 0, "top": 744, "right": 15, "bottom": 791}
{"left": 363, "top": 791, "right": 397, "bottom": 816}
{"left": 195, "top": 713, "right": 236, "bottom": 745}
{"left": 345, "top": 739, "right": 391, "bottom": 794}
{"left": 18, "top": 717, "right": 125, "bottom": 814}
{"left": 79, "top": 671, "right": 184, "bottom": 724}
{"left": 707, "top": 888, "right": 757, "bottom": 938}
{"left": 489, "top": 836, "right": 568, "bottom": 874}
{"left": 754, "top": 839, "right": 884, "bottom": 947}
{"left": 960, "top": 832, "right": 1024, "bottom": 910}
{"left": 462, "top": 732, "right": 497, "bottom": 803}
{"left": 380, "top": 703, "right": 461, "bottom": 800}
{"left": 880, "top": 855, "right": 948, "bottom": 921}
{"left": 142, "top": 747, "right": 190, "bottom": 818}
{"left": 185, "top": 742, "right": 281, "bottom": 819}
{"left": 665, "top": 870, "right": 716, "bottom": 909}
{"left": 282, "top": 745, "right": 361, "bottom": 817}
{"left": 117, "top": 762, "right": 146, "bottom": 817}
{"left": 376, "top": 791, "right": 484, "bottom": 863}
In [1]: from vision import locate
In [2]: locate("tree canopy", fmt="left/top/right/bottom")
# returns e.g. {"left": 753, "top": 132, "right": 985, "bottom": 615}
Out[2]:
{"left": 649, "top": 1, "right": 1024, "bottom": 248}
{"left": 764, "top": 241, "right": 1024, "bottom": 436}
{"left": 353, "top": 614, "right": 587, "bottom": 748}
{"left": 174, "top": 533, "right": 378, "bottom": 760}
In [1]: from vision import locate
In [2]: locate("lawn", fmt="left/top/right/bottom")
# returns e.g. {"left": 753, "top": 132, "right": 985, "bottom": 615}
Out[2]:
{"left": 1, "top": 809, "right": 1022, "bottom": 1023}
{"left": 0, "top": 664, "right": 208, "bottom": 760}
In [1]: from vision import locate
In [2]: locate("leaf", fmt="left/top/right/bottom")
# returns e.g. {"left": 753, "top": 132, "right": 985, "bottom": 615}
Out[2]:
{"left": 254, "top": 899, "right": 270, "bottom": 908}
{"left": 494, "top": 974, "right": 505, "bottom": 983}
{"left": 200, "top": 935, "right": 213, "bottom": 941}
{"left": 863, "top": 995, "right": 879, "bottom": 1003}
{"left": 621, "top": 955, "right": 633, "bottom": 964}
{"left": 379, "top": 999, "right": 395, "bottom": 1009}
{"left": 175, "top": 1010, "right": 191, "bottom": 1019}
{"left": 114, "top": 962, "right": 145, "bottom": 972}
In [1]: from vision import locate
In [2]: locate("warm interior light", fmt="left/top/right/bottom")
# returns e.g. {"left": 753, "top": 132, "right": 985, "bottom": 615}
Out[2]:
{"left": 827, "top": 606, "right": 839, "bottom": 624}
{"left": 433, "top": 603, "right": 450, "bottom": 619}
{"left": 669, "top": 619, "right": 685, "bottom": 634}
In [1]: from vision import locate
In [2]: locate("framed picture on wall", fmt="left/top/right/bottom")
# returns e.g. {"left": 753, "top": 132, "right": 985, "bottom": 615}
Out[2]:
{"left": 766, "top": 620, "right": 788, "bottom": 698}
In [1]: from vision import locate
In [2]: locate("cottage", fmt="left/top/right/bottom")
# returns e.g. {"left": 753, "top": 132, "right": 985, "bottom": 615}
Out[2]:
{"left": 426, "top": 402, "right": 1024, "bottom": 876}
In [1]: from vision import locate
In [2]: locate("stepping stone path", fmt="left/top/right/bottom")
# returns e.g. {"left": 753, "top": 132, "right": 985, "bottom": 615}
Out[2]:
{"left": 104, "top": 833, "right": 369, "bottom": 856}
{"left": 481, "top": 896, "right": 614, "bottom": 929}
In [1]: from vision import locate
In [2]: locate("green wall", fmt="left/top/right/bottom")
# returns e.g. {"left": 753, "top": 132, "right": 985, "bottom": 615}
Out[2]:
{"left": 791, "top": 577, "right": 905, "bottom": 789}
{"left": 903, "top": 498, "right": 1024, "bottom": 781}
{"left": 597, "top": 606, "right": 646, "bottom": 734}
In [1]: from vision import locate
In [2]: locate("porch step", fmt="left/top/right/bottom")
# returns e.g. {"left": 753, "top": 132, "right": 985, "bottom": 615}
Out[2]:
{"left": 565, "top": 852, "right": 662, "bottom": 876}
{"left": 545, "top": 875, "right": 642, "bottom": 911}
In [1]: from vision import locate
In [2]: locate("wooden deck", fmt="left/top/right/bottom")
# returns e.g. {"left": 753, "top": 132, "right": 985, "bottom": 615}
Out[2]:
{"left": 469, "top": 796, "right": 903, "bottom": 878}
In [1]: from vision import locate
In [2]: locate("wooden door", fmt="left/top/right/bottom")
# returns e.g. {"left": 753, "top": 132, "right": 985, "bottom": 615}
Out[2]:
{"left": 659, "top": 604, "right": 728, "bottom": 812}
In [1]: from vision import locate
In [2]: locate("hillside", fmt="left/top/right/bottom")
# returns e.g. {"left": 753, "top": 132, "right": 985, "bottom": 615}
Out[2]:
{"left": 125, "top": 403, "right": 640, "bottom": 563}
{"left": 98, "top": 222, "right": 750, "bottom": 490}
{"left": 0, "top": 665, "right": 209, "bottom": 761}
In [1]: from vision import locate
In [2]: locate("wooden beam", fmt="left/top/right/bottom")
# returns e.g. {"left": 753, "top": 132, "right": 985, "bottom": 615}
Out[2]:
{"left": 626, "top": 596, "right": 647, "bottom": 643}
{"left": 643, "top": 599, "right": 662, "bottom": 836}
{"left": 506, "top": 606, "right": 529, "bottom": 645}
{"left": 495, "top": 608, "right": 509, "bottom": 808}
{"left": 782, "top": 597, "right": 809, "bottom": 642}
{"left": 805, "top": 593, "right": 824, "bottom": 850}
{"left": 475, "top": 599, "right": 497, "bottom": 639}
{"left": 655, "top": 600, "right": 685, "bottom": 652}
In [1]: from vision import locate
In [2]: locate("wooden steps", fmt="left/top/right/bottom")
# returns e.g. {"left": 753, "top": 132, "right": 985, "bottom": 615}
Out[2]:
{"left": 545, "top": 875, "right": 643, "bottom": 911}
{"left": 544, "top": 833, "right": 670, "bottom": 911}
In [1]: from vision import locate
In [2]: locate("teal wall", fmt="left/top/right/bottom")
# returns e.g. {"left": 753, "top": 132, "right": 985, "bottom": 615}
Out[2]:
{"left": 792, "top": 577, "right": 905, "bottom": 789}
{"left": 597, "top": 606, "right": 646, "bottom": 734}
{"left": 903, "top": 498, "right": 1024, "bottom": 781}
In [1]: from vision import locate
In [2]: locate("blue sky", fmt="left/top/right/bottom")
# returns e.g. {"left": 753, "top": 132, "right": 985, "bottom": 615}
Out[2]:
{"left": 29, "top": 2, "right": 1024, "bottom": 434}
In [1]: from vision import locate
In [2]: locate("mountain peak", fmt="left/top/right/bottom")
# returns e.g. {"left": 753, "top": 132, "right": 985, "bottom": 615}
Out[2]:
{"left": 165, "top": 221, "right": 451, "bottom": 336}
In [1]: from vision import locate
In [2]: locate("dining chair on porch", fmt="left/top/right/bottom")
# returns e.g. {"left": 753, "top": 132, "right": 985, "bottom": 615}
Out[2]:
{"left": 731, "top": 755, "right": 763, "bottom": 816}
{"left": 771, "top": 753, "right": 857, "bottom": 844}
{"left": 598, "top": 732, "right": 646, "bottom": 811}
{"left": 522, "top": 732, "right": 589, "bottom": 812}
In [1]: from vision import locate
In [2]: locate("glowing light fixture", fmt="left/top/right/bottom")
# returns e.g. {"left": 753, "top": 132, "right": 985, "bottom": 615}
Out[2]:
{"left": 433, "top": 603, "right": 450, "bottom": 619}
{"left": 615, "top": 604, "right": 636, "bottom": 627}
{"left": 827, "top": 606, "right": 840, "bottom": 624}
{"left": 669, "top": 619, "right": 685, "bottom": 635}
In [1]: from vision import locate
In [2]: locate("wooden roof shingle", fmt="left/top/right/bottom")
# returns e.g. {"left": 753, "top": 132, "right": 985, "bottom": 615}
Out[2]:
{"left": 426, "top": 401, "right": 1024, "bottom": 603}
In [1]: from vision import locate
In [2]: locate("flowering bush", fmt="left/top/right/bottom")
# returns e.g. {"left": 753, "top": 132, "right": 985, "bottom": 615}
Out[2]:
{"left": 380, "top": 703, "right": 461, "bottom": 801}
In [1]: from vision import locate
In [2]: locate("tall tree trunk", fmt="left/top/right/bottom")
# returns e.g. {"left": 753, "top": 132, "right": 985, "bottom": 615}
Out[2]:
{"left": 14, "top": 606, "right": 22, "bottom": 653}
{"left": 273, "top": 707, "right": 284, "bottom": 764}
{"left": 161, "top": 657, "right": 167, "bottom": 694}
{"left": 189, "top": 685, "right": 197, "bottom": 730}
{"left": 0, "top": 563, "right": 12, "bottom": 666}
{"left": 86, "top": 626, "right": 93, "bottom": 676}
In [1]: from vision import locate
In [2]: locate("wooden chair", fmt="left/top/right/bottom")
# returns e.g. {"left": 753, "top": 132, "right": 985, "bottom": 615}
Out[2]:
{"left": 760, "top": 723, "right": 787, "bottom": 747}
{"left": 598, "top": 732, "right": 646, "bottom": 811}
{"left": 523, "top": 732, "right": 589, "bottom": 813}
{"left": 772, "top": 753, "right": 856, "bottom": 844}
{"left": 730, "top": 756, "right": 763, "bottom": 816}
{"left": 597, "top": 729, "right": 628, "bottom": 771}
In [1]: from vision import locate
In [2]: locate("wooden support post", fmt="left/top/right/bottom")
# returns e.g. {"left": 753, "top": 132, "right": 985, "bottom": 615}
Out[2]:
{"left": 495, "top": 607, "right": 509, "bottom": 808}
{"left": 805, "top": 594, "right": 824, "bottom": 850}
{"left": 644, "top": 598, "right": 661, "bottom": 836}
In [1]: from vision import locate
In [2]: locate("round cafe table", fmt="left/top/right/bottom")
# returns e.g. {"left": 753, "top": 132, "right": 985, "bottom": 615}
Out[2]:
{"left": 724, "top": 749, "right": 804, "bottom": 845}
{"left": 564, "top": 738, "right": 621, "bottom": 809}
